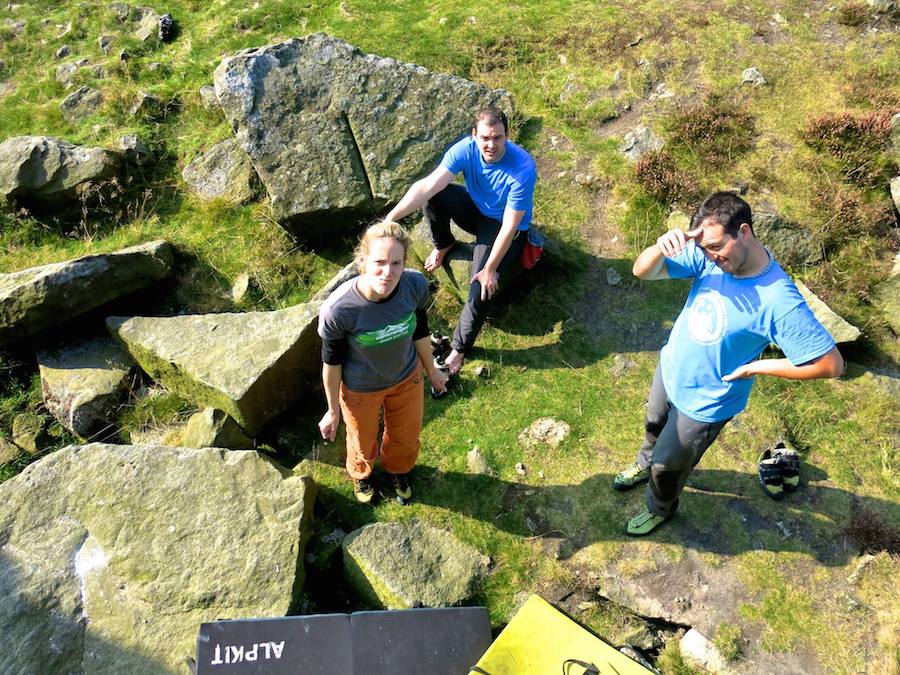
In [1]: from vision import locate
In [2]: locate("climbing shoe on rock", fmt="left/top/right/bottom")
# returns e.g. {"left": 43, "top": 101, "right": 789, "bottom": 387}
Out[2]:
{"left": 389, "top": 472, "right": 412, "bottom": 504}
{"left": 757, "top": 449, "right": 785, "bottom": 500}
{"left": 625, "top": 506, "right": 671, "bottom": 536}
{"left": 613, "top": 462, "right": 650, "bottom": 491}
{"left": 353, "top": 477, "right": 375, "bottom": 504}
{"left": 773, "top": 441, "right": 800, "bottom": 492}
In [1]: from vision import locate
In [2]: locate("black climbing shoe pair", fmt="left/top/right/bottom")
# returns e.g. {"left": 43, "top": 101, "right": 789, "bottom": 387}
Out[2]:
{"left": 757, "top": 441, "right": 800, "bottom": 500}
{"left": 352, "top": 472, "right": 413, "bottom": 505}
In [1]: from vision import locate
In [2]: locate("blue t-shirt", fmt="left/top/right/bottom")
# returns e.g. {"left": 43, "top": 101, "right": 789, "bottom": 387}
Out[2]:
{"left": 440, "top": 136, "right": 536, "bottom": 230}
{"left": 660, "top": 242, "right": 836, "bottom": 423}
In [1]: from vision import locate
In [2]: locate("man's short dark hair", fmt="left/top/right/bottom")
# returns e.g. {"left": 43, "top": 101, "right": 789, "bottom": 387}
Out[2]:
{"left": 473, "top": 107, "right": 509, "bottom": 134}
{"left": 690, "top": 191, "right": 753, "bottom": 237}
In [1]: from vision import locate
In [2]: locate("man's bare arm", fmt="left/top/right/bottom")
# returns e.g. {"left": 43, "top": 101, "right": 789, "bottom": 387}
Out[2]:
{"left": 385, "top": 167, "right": 455, "bottom": 222}
{"left": 471, "top": 206, "right": 525, "bottom": 300}
{"left": 722, "top": 346, "right": 844, "bottom": 382}
{"left": 633, "top": 227, "right": 703, "bottom": 280}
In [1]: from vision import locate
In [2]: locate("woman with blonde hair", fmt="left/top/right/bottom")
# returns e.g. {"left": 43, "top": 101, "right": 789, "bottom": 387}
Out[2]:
{"left": 317, "top": 221, "right": 448, "bottom": 503}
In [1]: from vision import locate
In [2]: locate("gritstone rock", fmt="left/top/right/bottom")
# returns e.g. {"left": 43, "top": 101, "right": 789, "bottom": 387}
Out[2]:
{"left": 0, "top": 443, "right": 316, "bottom": 673}
{"left": 56, "top": 58, "right": 90, "bottom": 87}
{"left": 890, "top": 176, "right": 899, "bottom": 213}
{"left": 620, "top": 125, "right": 663, "bottom": 162}
{"left": 310, "top": 261, "right": 359, "bottom": 303}
{"left": 518, "top": 417, "right": 571, "bottom": 450}
{"left": 0, "top": 240, "right": 173, "bottom": 347}
{"left": 198, "top": 84, "right": 219, "bottom": 111}
{"left": 118, "top": 134, "right": 150, "bottom": 165}
{"left": 129, "top": 90, "right": 163, "bottom": 118}
{"left": 135, "top": 7, "right": 161, "bottom": 41}
{"left": 182, "top": 138, "right": 259, "bottom": 203}
{"left": 107, "top": 302, "right": 321, "bottom": 436}
{"left": 0, "top": 437, "right": 19, "bottom": 464}
{"left": 752, "top": 212, "right": 823, "bottom": 268}
{"left": 11, "top": 412, "right": 50, "bottom": 454}
{"left": 466, "top": 447, "right": 493, "bottom": 475}
{"left": 181, "top": 408, "right": 254, "bottom": 449}
{"left": 0, "top": 135, "right": 120, "bottom": 207}
{"left": 794, "top": 280, "right": 861, "bottom": 344}
{"left": 213, "top": 33, "right": 510, "bottom": 237}
{"left": 741, "top": 67, "right": 767, "bottom": 86}
{"left": 872, "top": 275, "right": 900, "bottom": 334}
{"left": 37, "top": 335, "right": 135, "bottom": 438}
{"left": 342, "top": 521, "right": 490, "bottom": 609}
{"left": 60, "top": 86, "right": 103, "bottom": 122}
{"left": 680, "top": 629, "right": 730, "bottom": 673}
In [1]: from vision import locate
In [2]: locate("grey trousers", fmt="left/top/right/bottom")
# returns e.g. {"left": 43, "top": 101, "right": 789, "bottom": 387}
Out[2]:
{"left": 637, "top": 365, "right": 731, "bottom": 516}
{"left": 423, "top": 184, "right": 525, "bottom": 354}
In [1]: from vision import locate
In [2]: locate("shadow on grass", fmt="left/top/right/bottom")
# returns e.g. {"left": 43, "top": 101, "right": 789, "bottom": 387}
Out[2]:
{"left": 396, "top": 463, "right": 899, "bottom": 567}
{"left": 305, "top": 431, "right": 897, "bottom": 568}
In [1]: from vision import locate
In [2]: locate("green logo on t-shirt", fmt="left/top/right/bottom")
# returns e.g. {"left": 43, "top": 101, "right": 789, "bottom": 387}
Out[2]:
{"left": 356, "top": 312, "right": 416, "bottom": 347}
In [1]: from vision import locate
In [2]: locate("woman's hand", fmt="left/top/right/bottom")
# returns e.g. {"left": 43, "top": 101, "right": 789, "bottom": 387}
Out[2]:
{"left": 429, "top": 367, "right": 449, "bottom": 394}
{"left": 318, "top": 409, "right": 341, "bottom": 441}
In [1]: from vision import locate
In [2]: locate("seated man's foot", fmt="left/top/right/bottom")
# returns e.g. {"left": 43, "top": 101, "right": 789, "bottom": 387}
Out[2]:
{"left": 625, "top": 506, "right": 671, "bottom": 536}
{"left": 612, "top": 462, "right": 650, "bottom": 491}
{"left": 444, "top": 348, "right": 465, "bottom": 375}
{"left": 424, "top": 243, "right": 455, "bottom": 272}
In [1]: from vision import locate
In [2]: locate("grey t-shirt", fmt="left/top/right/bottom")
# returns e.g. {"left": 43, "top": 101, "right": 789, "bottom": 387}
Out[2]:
{"left": 318, "top": 270, "right": 429, "bottom": 392}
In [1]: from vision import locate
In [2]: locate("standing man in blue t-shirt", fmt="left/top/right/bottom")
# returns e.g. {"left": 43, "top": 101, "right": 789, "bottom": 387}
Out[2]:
{"left": 616, "top": 192, "right": 844, "bottom": 536}
{"left": 385, "top": 107, "right": 537, "bottom": 374}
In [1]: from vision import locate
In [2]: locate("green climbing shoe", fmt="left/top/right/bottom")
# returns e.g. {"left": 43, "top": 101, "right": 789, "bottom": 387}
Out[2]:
{"left": 613, "top": 462, "right": 651, "bottom": 491}
{"left": 626, "top": 506, "right": 671, "bottom": 536}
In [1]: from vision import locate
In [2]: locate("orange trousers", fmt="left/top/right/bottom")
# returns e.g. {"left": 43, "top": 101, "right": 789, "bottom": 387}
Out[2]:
{"left": 340, "top": 370, "right": 424, "bottom": 480}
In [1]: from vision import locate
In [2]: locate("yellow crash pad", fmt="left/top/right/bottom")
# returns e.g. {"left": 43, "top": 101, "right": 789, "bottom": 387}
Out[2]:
{"left": 473, "top": 595, "right": 653, "bottom": 674}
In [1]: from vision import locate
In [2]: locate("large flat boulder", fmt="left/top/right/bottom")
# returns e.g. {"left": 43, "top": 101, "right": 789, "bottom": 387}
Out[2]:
{"left": 342, "top": 520, "right": 490, "bottom": 609}
{"left": 794, "top": 280, "right": 861, "bottom": 344}
{"left": 0, "top": 443, "right": 316, "bottom": 674}
{"left": 753, "top": 212, "right": 823, "bottom": 268}
{"left": 871, "top": 274, "right": 900, "bottom": 335}
{"left": 0, "top": 135, "right": 120, "bottom": 206}
{"left": 107, "top": 302, "right": 321, "bottom": 435}
{"left": 0, "top": 240, "right": 173, "bottom": 347}
{"left": 37, "top": 335, "right": 134, "bottom": 439}
{"left": 214, "top": 33, "right": 510, "bottom": 237}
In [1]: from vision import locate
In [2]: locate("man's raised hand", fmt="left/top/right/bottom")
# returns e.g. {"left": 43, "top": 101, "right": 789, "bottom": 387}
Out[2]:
{"left": 656, "top": 227, "right": 703, "bottom": 258}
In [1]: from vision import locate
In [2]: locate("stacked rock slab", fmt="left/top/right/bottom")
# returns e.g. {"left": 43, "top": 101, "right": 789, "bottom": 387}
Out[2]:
{"left": 0, "top": 443, "right": 316, "bottom": 673}
{"left": 752, "top": 212, "right": 823, "bottom": 268}
{"left": 0, "top": 135, "right": 120, "bottom": 205}
{"left": 107, "top": 302, "right": 320, "bottom": 435}
{"left": 181, "top": 408, "right": 254, "bottom": 449}
{"left": 794, "top": 280, "right": 861, "bottom": 344}
{"left": 213, "top": 33, "right": 510, "bottom": 236}
{"left": 181, "top": 137, "right": 259, "bottom": 203}
{"left": 0, "top": 240, "right": 173, "bottom": 347}
{"left": 342, "top": 520, "right": 490, "bottom": 609}
{"left": 37, "top": 335, "right": 135, "bottom": 438}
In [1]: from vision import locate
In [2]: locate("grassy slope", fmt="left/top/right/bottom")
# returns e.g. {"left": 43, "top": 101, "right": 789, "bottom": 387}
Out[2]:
{"left": 1, "top": 0, "right": 899, "bottom": 671}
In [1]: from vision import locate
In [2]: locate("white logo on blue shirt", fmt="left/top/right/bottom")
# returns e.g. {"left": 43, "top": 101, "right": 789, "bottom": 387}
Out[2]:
{"left": 687, "top": 290, "right": 727, "bottom": 345}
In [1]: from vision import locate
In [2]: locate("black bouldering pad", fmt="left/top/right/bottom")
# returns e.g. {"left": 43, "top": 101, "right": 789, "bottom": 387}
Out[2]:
{"left": 196, "top": 614, "right": 351, "bottom": 674}
{"left": 351, "top": 606, "right": 491, "bottom": 674}
{"left": 195, "top": 606, "right": 491, "bottom": 674}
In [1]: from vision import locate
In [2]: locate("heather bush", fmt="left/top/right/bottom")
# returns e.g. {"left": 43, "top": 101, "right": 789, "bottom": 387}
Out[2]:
{"left": 665, "top": 94, "right": 756, "bottom": 167}
{"left": 802, "top": 110, "right": 896, "bottom": 187}
{"left": 634, "top": 150, "right": 701, "bottom": 205}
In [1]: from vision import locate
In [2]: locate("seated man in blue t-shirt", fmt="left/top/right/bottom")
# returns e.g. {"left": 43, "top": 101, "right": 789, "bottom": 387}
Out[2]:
{"left": 385, "top": 107, "right": 537, "bottom": 374}
{"left": 616, "top": 191, "right": 844, "bottom": 536}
